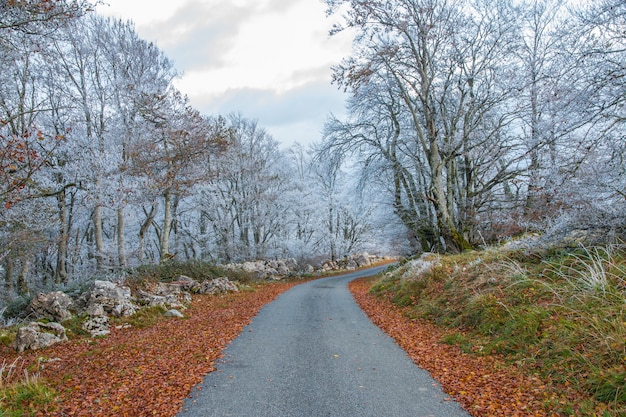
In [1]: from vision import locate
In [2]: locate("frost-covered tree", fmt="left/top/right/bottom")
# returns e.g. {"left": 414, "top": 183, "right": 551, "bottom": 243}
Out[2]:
{"left": 195, "top": 115, "right": 291, "bottom": 262}
{"left": 323, "top": 0, "right": 523, "bottom": 252}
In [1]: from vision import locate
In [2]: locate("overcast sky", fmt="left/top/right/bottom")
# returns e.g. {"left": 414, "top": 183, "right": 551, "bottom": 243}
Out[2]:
{"left": 97, "top": 0, "right": 354, "bottom": 148}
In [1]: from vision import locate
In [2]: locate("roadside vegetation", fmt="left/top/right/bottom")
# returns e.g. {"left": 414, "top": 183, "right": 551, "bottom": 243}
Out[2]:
{"left": 0, "top": 261, "right": 296, "bottom": 416}
{"left": 368, "top": 241, "right": 626, "bottom": 416}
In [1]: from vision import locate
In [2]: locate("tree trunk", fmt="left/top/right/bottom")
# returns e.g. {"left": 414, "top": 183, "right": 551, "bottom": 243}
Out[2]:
{"left": 4, "top": 257, "right": 14, "bottom": 293}
{"left": 117, "top": 205, "right": 126, "bottom": 268}
{"left": 138, "top": 203, "right": 157, "bottom": 263}
{"left": 17, "top": 259, "right": 29, "bottom": 296}
{"left": 55, "top": 189, "right": 69, "bottom": 284}
{"left": 93, "top": 203, "right": 105, "bottom": 270}
{"left": 160, "top": 190, "right": 172, "bottom": 260}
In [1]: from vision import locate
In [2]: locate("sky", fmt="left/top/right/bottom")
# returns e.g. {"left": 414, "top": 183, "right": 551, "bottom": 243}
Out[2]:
{"left": 97, "top": 0, "right": 355, "bottom": 149}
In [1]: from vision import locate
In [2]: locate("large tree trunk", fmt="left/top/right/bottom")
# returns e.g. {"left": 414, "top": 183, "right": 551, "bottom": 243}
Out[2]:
{"left": 93, "top": 203, "right": 105, "bottom": 270}
{"left": 117, "top": 205, "right": 126, "bottom": 268}
{"left": 138, "top": 203, "right": 157, "bottom": 263}
{"left": 55, "top": 189, "right": 69, "bottom": 284}
{"left": 160, "top": 189, "right": 172, "bottom": 260}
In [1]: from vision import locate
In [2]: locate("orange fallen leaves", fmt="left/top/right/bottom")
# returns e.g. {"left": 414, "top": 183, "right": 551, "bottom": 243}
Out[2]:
{"left": 1, "top": 281, "right": 298, "bottom": 417}
{"left": 349, "top": 278, "right": 561, "bottom": 417}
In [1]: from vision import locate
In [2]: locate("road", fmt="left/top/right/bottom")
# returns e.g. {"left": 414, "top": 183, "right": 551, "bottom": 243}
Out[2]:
{"left": 178, "top": 265, "right": 470, "bottom": 417}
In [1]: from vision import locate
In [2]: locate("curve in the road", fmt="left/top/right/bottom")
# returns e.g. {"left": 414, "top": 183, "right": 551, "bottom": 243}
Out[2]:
{"left": 178, "top": 265, "right": 470, "bottom": 417}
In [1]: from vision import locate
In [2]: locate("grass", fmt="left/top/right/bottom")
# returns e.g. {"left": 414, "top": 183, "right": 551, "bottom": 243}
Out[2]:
{"left": 127, "top": 260, "right": 258, "bottom": 290}
{"left": 111, "top": 305, "right": 170, "bottom": 329}
{"left": 370, "top": 242, "right": 626, "bottom": 416}
{"left": 0, "top": 358, "right": 56, "bottom": 416}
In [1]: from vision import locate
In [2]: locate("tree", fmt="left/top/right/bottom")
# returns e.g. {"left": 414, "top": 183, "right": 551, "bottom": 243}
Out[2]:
{"left": 324, "top": 0, "right": 523, "bottom": 252}
{"left": 130, "top": 90, "right": 228, "bottom": 261}
{"left": 197, "top": 115, "right": 291, "bottom": 262}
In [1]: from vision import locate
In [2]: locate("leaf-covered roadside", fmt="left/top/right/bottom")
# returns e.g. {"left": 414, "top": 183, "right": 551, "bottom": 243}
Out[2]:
{"left": 349, "top": 277, "right": 563, "bottom": 417}
{"left": 0, "top": 281, "right": 298, "bottom": 416}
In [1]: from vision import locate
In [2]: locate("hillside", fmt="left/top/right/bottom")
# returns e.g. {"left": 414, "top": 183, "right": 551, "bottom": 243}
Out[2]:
{"left": 354, "top": 240, "right": 626, "bottom": 416}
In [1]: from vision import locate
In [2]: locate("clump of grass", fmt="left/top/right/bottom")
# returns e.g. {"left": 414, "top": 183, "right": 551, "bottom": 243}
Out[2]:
{"left": 545, "top": 244, "right": 626, "bottom": 301}
{"left": 0, "top": 358, "right": 56, "bottom": 416}
{"left": 111, "top": 305, "right": 169, "bottom": 329}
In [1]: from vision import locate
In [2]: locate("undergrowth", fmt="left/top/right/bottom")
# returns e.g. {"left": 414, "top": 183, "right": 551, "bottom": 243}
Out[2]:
{"left": 0, "top": 358, "right": 56, "bottom": 416}
{"left": 127, "top": 260, "right": 257, "bottom": 290}
{"left": 371, "top": 243, "right": 626, "bottom": 416}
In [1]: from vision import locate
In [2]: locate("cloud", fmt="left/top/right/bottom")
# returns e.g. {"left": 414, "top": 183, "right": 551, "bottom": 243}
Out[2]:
{"left": 136, "top": 1, "right": 253, "bottom": 71}
{"left": 192, "top": 80, "right": 348, "bottom": 146}
{"left": 97, "top": 0, "right": 354, "bottom": 148}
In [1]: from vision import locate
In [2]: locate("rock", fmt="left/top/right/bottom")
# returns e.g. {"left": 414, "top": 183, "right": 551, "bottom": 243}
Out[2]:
{"left": 172, "top": 275, "right": 198, "bottom": 292}
{"left": 82, "top": 315, "right": 110, "bottom": 337}
{"left": 86, "top": 303, "right": 105, "bottom": 317}
{"left": 354, "top": 252, "right": 371, "bottom": 267}
{"left": 28, "top": 291, "right": 74, "bottom": 322}
{"left": 226, "top": 259, "right": 299, "bottom": 278}
{"left": 137, "top": 280, "right": 192, "bottom": 308}
{"left": 136, "top": 290, "right": 185, "bottom": 309}
{"left": 194, "top": 277, "right": 239, "bottom": 295}
{"left": 164, "top": 309, "right": 184, "bottom": 318}
{"left": 15, "top": 322, "right": 68, "bottom": 353}
{"left": 87, "top": 280, "right": 138, "bottom": 317}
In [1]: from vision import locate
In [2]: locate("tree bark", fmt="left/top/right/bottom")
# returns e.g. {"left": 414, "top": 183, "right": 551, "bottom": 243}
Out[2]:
{"left": 117, "top": 205, "right": 126, "bottom": 268}
{"left": 55, "top": 189, "right": 69, "bottom": 284}
{"left": 138, "top": 203, "right": 157, "bottom": 263}
{"left": 17, "top": 259, "right": 29, "bottom": 296}
{"left": 160, "top": 189, "right": 172, "bottom": 260}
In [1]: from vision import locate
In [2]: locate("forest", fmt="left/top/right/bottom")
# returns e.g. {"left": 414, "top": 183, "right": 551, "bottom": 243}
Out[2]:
{"left": 1, "top": 0, "right": 624, "bottom": 303}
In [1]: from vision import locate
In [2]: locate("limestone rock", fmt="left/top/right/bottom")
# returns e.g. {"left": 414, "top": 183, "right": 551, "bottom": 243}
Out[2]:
{"left": 87, "top": 280, "right": 138, "bottom": 317}
{"left": 354, "top": 252, "right": 371, "bottom": 267}
{"left": 28, "top": 291, "right": 74, "bottom": 322}
{"left": 82, "top": 315, "right": 110, "bottom": 337}
{"left": 164, "top": 309, "right": 184, "bottom": 318}
{"left": 194, "top": 277, "right": 239, "bottom": 295}
{"left": 15, "top": 322, "right": 68, "bottom": 353}
{"left": 137, "top": 280, "right": 192, "bottom": 308}
{"left": 86, "top": 303, "right": 105, "bottom": 317}
{"left": 225, "top": 258, "right": 299, "bottom": 279}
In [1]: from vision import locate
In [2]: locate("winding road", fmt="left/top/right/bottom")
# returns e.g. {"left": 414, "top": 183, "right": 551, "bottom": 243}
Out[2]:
{"left": 178, "top": 265, "right": 470, "bottom": 417}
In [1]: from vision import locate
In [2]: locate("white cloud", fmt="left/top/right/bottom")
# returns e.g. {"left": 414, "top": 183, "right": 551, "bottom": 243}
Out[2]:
{"left": 97, "top": 0, "right": 354, "bottom": 147}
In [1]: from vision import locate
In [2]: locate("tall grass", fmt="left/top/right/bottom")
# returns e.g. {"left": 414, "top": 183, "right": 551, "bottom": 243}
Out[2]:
{"left": 547, "top": 244, "right": 626, "bottom": 299}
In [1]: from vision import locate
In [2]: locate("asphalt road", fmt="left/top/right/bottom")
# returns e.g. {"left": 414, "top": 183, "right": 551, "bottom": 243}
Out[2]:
{"left": 178, "top": 265, "right": 470, "bottom": 417}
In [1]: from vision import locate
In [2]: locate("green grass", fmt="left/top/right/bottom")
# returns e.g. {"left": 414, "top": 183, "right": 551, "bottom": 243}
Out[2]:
{"left": 371, "top": 242, "right": 626, "bottom": 416}
{"left": 111, "top": 305, "right": 169, "bottom": 329}
{"left": 127, "top": 260, "right": 257, "bottom": 290}
{"left": 0, "top": 358, "right": 56, "bottom": 416}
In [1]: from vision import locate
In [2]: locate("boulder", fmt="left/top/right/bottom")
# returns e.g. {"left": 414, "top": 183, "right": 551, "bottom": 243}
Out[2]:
{"left": 354, "top": 252, "right": 371, "bottom": 267}
{"left": 15, "top": 322, "right": 68, "bottom": 353}
{"left": 87, "top": 280, "right": 138, "bottom": 317}
{"left": 28, "top": 291, "right": 74, "bottom": 322}
{"left": 82, "top": 315, "right": 110, "bottom": 337}
{"left": 172, "top": 275, "right": 199, "bottom": 292}
{"left": 86, "top": 303, "right": 105, "bottom": 317}
{"left": 136, "top": 279, "right": 191, "bottom": 309}
{"left": 228, "top": 259, "right": 298, "bottom": 279}
{"left": 164, "top": 309, "right": 184, "bottom": 318}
